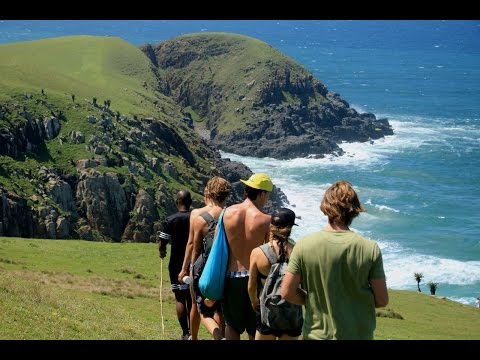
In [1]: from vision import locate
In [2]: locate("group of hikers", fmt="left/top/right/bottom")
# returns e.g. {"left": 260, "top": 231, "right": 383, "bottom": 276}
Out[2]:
{"left": 158, "top": 173, "right": 389, "bottom": 340}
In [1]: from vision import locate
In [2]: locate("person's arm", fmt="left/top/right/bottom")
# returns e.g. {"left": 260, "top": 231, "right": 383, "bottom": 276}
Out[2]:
{"left": 369, "top": 244, "right": 389, "bottom": 308}
{"left": 281, "top": 271, "right": 306, "bottom": 305}
{"left": 248, "top": 249, "right": 260, "bottom": 310}
{"left": 369, "top": 278, "right": 389, "bottom": 308}
{"left": 158, "top": 219, "right": 170, "bottom": 259}
{"left": 159, "top": 241, "right": 167, "bottom": 259}
{"left": 178, "top": 209, "right": 198, "bottom": 282}
{"left": 191, "top": 216, "right": 206, "bottom": 266}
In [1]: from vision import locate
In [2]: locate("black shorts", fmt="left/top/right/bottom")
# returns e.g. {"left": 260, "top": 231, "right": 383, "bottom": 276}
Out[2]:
{"left": 222, "top": 275, "right": 256, "bottom": 337}
{"left": 169, "top": 258, "right": 189, "bottom": 292}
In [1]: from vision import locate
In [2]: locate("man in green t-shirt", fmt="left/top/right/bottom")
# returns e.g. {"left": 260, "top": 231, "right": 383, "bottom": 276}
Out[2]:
{"left": 281, "top": 180, "right": 388, "bottom": 340}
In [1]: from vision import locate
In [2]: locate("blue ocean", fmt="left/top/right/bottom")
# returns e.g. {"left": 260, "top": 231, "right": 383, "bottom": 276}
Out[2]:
{"left": 1, "top": 20, "right": 479, "bottom": 307}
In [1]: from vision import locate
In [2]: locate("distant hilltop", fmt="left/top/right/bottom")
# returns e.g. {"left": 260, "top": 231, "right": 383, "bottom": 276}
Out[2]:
{"left": 141, "top": 32, "right": 393, "bottom": 159}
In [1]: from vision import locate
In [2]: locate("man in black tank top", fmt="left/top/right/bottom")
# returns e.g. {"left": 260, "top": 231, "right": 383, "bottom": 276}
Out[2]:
{"left": 159, "top": 190, "right": 193, "bottom": 340}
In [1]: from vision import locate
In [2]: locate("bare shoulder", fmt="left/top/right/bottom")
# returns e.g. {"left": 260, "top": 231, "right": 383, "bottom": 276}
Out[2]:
{"left": 224, "top": 203, "right": 242, "bottom": 215}
{"left": 191, "top": 206, "right": 208, "bottom": 218}
{"left": 250, "top": 246, "right": 263, "bottom": 258}
{"left": 223, "top": 203, "right": 244, "bottom": 222}
{"left": 250, "top": 208, "right": 271, "bottom": 225}
{"left": 193, "top": 213, "right": 207, "bottom": 228}
{"left": 252, "top": 245, "right": 270, "bottom": 272}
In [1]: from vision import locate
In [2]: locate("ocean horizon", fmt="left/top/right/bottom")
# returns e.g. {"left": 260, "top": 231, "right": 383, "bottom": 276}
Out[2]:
{"left": 1, "top": 20, "right": 479, "bottom": 307}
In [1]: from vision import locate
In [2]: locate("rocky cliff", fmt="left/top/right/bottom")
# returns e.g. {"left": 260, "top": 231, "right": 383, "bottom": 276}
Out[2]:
{"left": 0, "top": 93, "right": 287, "bottom": 242}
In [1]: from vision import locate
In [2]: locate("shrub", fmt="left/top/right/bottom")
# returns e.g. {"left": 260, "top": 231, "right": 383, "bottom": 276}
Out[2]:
{"left": 376, "top": 308, "right": 404, "bottom": 320}
{"left": 427, "top": 281, "right": 439, "bottom": 295}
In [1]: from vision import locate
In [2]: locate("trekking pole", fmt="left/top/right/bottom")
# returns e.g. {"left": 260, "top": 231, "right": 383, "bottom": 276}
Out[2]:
{"left": 159, "top": 257, "right": 165, "bottom": 338}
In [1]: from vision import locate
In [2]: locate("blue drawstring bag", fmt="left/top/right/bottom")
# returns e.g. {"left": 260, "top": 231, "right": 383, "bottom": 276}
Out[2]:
{"left": 199, "top": 209, "right": 228, "bottom": 300}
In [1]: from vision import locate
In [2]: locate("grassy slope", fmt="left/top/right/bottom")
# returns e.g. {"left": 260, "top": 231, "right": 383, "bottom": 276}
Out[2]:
{"left": 1, "top": 237, "right": 479, "bottom": 340}
{"left": 161, "top": 33, "right": 324, "bottom": 133}
{"left": 0, "top": 35, "right": 165, "bottom": 117}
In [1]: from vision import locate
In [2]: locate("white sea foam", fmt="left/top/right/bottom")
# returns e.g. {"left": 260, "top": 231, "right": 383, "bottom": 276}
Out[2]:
{"left": 373, "top": 204, "right": 400, "bottom": 213}
{"left": 451, "top": 297, "right": 479, "bottom": 307}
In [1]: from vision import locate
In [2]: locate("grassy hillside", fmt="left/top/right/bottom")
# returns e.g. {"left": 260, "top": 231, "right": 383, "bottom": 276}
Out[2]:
{"left": 155, "top": 32, "right": 326, "bottom": 133}
{"left": 0, "top": 35, "right": 171, "bottom": 118}
{"left": 1, "top": 237, "right": 479, "bottom": 340}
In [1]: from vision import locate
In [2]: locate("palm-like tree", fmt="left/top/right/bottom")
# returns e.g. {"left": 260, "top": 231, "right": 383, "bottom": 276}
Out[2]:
{"left": 414, "top": 272, "right": 424, "bottom": 292}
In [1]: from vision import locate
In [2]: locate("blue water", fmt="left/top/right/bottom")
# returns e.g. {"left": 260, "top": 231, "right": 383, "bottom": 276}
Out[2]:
{"left": 1, "top": 20, "right": 479, "bottom": 307}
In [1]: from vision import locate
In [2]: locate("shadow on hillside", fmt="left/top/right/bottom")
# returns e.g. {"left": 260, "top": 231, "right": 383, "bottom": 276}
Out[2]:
{"left": 32, "top": 142, "right": 53, "bottom": 163}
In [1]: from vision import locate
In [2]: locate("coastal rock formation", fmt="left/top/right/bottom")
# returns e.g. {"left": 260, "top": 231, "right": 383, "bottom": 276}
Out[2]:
{"left": 143, "top": 33, "right": 393, "bottom": 159}
{"left": 0, "top": 104, "right": 61, "bottom": 158}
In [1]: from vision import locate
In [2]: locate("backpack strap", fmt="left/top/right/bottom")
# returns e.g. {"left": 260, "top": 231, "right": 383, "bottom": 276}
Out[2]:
{"left": 259, "top": 243, "right": 278, "bottom": 265}
{"left": 199, "top": 212, "right": 217, "bottom": 254}
{"left": 200, "top": 212, "right": 216, "bottom": 230}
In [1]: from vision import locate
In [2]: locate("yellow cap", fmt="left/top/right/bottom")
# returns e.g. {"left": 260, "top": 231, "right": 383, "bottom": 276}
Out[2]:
{"left": 240, "top": 173, "right": 273, "bottom": 192}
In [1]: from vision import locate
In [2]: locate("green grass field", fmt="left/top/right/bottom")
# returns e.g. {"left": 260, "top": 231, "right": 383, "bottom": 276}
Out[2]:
{"left": 0, "top": 237, "right": 478, "bottom": 340}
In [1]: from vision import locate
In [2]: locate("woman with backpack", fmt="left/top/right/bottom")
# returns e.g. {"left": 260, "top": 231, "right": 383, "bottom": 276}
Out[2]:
{"left": 190, "top": 176, "right": 231, "bottom": 340}
{"left": 248, "top": 208, "right": 304, "bottom": 340}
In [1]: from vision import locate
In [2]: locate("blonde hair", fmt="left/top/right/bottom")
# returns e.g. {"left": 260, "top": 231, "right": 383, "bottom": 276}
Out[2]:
{"left": 320, "top": 180, "right": 366, "bottom": 227}
{"left": 205, "top": 176, "right": 231, "bottom": 203}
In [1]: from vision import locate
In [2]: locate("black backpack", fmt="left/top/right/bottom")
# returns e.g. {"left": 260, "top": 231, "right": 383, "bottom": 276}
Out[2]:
{"left": 259, "top": 243, "right": 303, "bottom": 331}
{"left": 192, "top": 212, "right": 217, "bottom": 282}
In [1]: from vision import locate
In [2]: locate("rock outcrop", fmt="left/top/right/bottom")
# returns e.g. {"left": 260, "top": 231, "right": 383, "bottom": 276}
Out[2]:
{"left": 0, "top": 186, "right": 35, "bottom": 237}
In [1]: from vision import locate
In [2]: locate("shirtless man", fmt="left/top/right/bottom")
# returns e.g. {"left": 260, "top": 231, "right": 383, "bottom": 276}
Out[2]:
{"left": 221, "top": 173, "right": 273, "bottom": 340}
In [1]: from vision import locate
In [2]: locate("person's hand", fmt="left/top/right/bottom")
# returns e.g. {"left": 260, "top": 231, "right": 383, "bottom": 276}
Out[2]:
{"left": 204, "top": 298, "right": 216, "bottom": 307}
{"left": 178, "top": 269, "right": 187, "bottom": 283}
{"left": 159, "top": 250, "right": 167, "bottom": 259}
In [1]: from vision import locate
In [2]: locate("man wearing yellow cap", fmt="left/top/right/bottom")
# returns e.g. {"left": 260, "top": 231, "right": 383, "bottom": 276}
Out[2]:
{"left": 221, "top": 173, "right": 273, "bottom": 340}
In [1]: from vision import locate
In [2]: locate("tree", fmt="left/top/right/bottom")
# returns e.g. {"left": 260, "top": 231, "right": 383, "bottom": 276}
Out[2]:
{"left": 414, "top": 272, "right": 424, "bottom": 292}
{"left": 427, "top": 281, "right": 438, "bottom": 295}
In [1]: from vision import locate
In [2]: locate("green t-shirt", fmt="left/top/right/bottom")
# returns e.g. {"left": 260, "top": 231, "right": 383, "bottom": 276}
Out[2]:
{"left": 287, "top": 230, "right": 385, "bottom": 340}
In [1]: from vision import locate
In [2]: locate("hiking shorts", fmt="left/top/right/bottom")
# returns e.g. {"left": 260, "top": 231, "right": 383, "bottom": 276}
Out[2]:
{"left": 222, "top": 275, "right": 256, "bottom": 337}
{"left": 169, "top": 258, "right": 189, "bottom": 291}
